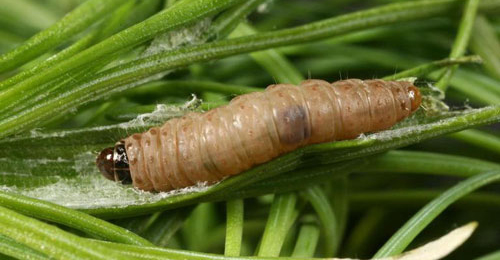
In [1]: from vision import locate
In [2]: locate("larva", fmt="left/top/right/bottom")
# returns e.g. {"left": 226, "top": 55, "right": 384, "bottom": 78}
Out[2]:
{"left": 97, "top": 79, "right": 421, "bottom": 192}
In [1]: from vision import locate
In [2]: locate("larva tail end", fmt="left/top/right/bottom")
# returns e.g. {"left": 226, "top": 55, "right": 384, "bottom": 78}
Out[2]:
{"left": 409, "top": 85, "right": 422, "bottom": 112}
{"left": 97, "top": 147, "right": 115, "bottom": 181}
{"left": 96, "top": 143, "right": 132, "bottom": 185}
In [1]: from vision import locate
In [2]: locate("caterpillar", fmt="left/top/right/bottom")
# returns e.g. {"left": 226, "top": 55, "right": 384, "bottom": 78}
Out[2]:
{"left": 97, "top": 79, "right": 421, "bottom": 192}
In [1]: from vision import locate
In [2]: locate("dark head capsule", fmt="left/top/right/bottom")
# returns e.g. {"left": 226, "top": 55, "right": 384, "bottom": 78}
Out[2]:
{"left": 96, "top": 141, "right": 132, "bottom": 184}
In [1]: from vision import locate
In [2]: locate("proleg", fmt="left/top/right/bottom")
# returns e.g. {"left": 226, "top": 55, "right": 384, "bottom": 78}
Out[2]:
{"left": 96, "top": 79, "right": 421, "bottom": 192}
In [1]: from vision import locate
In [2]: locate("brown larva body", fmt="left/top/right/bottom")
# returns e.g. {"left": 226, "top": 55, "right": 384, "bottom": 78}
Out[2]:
{"left": 97, "top": 79, "right": 421, "bottom": 192}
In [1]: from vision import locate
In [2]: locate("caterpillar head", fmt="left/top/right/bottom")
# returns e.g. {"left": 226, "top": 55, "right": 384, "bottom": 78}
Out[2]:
{"left": 96, "top": 141, "right": 132, "bottom": 184}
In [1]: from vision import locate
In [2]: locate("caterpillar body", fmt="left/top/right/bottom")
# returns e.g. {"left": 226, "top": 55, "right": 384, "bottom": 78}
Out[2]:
{"left": 97, "top": 79, "right": 421, "bottom": 192}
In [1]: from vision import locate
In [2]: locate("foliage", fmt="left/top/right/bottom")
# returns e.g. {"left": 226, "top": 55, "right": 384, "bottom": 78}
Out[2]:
{"left": 0, "top": 0, "right": 499, "bottom": 259}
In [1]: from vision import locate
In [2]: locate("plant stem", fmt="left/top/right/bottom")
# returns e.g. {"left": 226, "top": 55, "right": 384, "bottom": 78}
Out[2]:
{"left": 3, "top": 0, "right": 500, "bottom": 138}
{"left": 349, "top": 190, "right": 500, "bottom": 210}
{"left": 470, "top": 16, "right": 500, "bottom": 81}
{"left": 258, "top": 193, "right": 297, "bottom": 257}
{"left": 291, "top": 219, "right": 320, "bottom": 257}
{"left": 475, "top": 250, "right": 500, "bottom": 260}
{"left": 0, "top": 0, "right": 136, "bottom": 92}
{"left": 211, "top": 0, "right": 267, "bottom": 40}
{"left": 0, "top": 234, "right": 49, "bottom": 260}
{"left": 0, "top": 206, "right": 133, "bottom": 260}
{"left": 0, "top": 191, "right": 153, "bottom": 246}
{"left": 429, "top": 70, "right": 500, "bottom": 105}
{"left": 382, "top": 55, "right": 482, "bottom": 80}
{"left": 343, "top": 209, "right": 385, "bottom": 257}
{"left": 0, "top": 0, "right": 124, "bottom": 73}
{"left": 182, "top": 203, "right": 218, "bottom": 251}
{"left": 374, "top": 170, "right": 500, "bottom": 257}
{"left": 449, "top": 129, "right": 500, "bottom": 155}
{"left": 225, "top": 199, "right": 244, "bottom": 256}
{"left": 0, "top": 0, "right": 242, "bottom": 123}
{"left": 142, "top": 208, "right": 191, "bottom": 247}
{"left": 435, "top": 0, "right": 481, "bottom": 91}
{"left": 302, "top": 186, "right": 338, "bottom": 257}
{"left": 231, "top": 23, "right": 304, "bottom": 84}
{"left": 329, "top": 175, "right": 349, "bottom": 254}
{"left": 0, "top": 0, "right": 57, "bottom": 33}
{"left": 125, "top": 80, "right": 262, "bottom": 98}
{"left": 362, "top": 150, "right": 500, "bottom": 177}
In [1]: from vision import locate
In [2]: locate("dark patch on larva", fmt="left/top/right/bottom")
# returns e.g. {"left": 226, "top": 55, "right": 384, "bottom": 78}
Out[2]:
{"left": 278, "top": 105, "right": 311, "bottom": 145}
